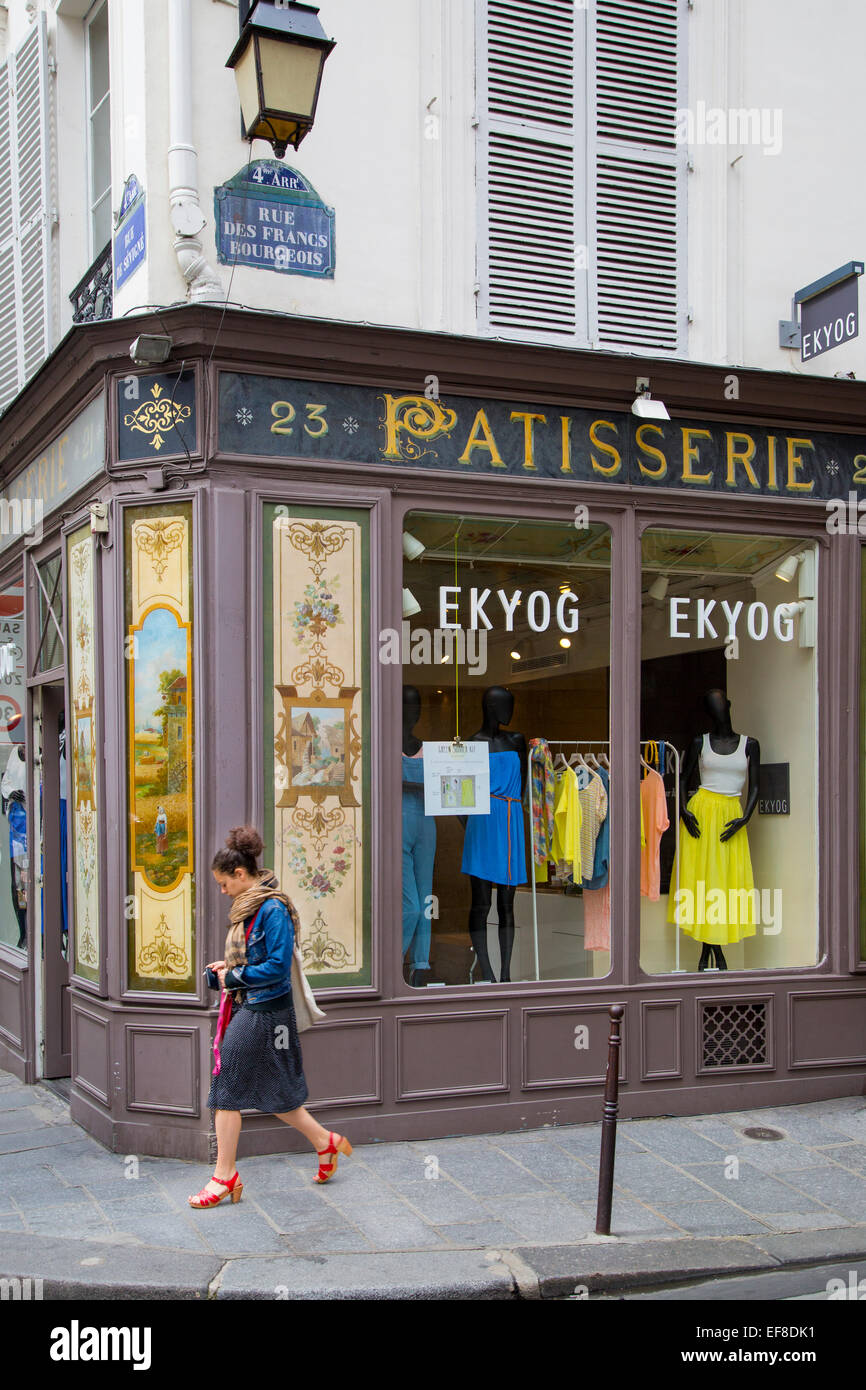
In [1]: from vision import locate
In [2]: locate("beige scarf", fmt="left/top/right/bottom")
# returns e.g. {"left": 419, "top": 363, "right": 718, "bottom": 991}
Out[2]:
{"left": 224, "top": 869, "right": 300, "bottom": 971}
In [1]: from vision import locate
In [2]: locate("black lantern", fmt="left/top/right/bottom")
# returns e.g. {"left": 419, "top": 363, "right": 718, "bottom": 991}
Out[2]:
{"left": 226, "top": 0, "right": 335, "bottom": 158}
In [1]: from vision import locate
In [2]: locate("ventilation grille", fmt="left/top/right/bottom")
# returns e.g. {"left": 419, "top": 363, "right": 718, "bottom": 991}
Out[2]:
{"left": 488, "top": 0, "right": 575, "bottom": 128}
{"left": 702, "top": 1002, "right": 768, "bottom": 1069}
{"left": 488, "top": 130, "right": 576, "bottom": 335}
{"left": 511, "top": 651, "right": 568, "bottom": 676}
{"left": 596, "top": 0, "right": 679, "bottom": 148}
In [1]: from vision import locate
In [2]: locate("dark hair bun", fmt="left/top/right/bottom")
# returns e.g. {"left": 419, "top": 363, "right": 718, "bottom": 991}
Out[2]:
{"left": 226, "top": 825, "right": 263, "bottom": 860}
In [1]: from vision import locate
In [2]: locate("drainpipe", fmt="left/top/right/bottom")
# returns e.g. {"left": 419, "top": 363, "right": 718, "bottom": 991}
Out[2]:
{"left": 168, "top": 0, "right": 223, "bottom": 301}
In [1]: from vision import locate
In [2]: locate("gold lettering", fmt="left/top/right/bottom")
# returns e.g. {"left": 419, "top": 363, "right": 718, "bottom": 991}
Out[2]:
{"left": 681, "top": 428, "right": 713, "bottom": 485}
{"left": 589, "top": 419, "right": 621, "bottom": 477}
{"left": 510, "top": 411, "right": 546, "bottom": 471}
{"left": 56, "top": 441, "right": 66, "bottom": 496}
{"left": 766, "top": 435, "right": 778, "bottom": 490}
{"left": 559, "top": 415, "right": 573, "bottom": 473}
{"left": 786, "top": 437, "right": 815, "bottom": 492}
{"left": 458, "top": 409, "right": 505, "bottom": 467}
{"left": 635, "top": 423, "right": 667, "bottom": 479}
{"left": 725, "top": 432, "right": 758, "bottom": 489}
{"left": 37, "top": 452, "right": 48, "bottom": 503}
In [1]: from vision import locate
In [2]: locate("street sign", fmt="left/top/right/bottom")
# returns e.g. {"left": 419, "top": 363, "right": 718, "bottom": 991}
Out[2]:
{"left": 113, "top": 174, "right": 146, "bottom": 290}
{"left": 214, "top": 159, "right": 335, "bottom": 279}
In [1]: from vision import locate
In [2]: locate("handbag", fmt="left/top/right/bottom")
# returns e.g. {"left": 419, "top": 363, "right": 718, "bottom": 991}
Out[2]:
{"left": 292, "top": 946, "right": 326, "bottom": 1032}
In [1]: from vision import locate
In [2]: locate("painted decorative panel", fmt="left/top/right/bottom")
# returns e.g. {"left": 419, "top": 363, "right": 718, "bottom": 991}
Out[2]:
{"left": 67, "top": 525, "right": 99, "bottom": 982}
{"left": 124, "top": 503, "right": 195, "bottom": 992}
{"left": 264, "top": 506, "right": 370, "bottom": 987}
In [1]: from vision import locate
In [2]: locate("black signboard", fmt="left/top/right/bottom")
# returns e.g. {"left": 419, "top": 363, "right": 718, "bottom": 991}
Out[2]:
{"left": 801, "top": 276, "right": 859, "bottom": 362}
{"left": 218, "top": 370, "right": 866, "bottom": 499}
{"left": 116, "top": 370, "right": 197, "bottom": 463}
{"left": 758, "top": 763, "right": 790, "bottom": 815}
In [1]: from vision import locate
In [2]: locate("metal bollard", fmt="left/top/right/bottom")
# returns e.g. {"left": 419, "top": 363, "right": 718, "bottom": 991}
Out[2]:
{"left": 595, "top": 1003, "right": 624, "bottom": 1236}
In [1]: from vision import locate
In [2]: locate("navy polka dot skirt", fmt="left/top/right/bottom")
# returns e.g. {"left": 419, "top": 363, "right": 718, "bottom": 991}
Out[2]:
{"left": 207, "top": 994, "right": 309, "bottom": 1114}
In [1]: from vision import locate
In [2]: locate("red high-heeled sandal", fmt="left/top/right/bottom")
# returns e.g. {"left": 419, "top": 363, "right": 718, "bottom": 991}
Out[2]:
{"left": 313, "top": 1132, "right": 352, "bottom": 1184}
{"left": 188, "top": 1171, "right": 243, "bottom": 1208}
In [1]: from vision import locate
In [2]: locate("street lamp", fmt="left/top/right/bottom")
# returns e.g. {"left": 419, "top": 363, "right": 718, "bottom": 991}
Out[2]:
{"left": 226, "top": 1, "right": 336, "bottom": 158}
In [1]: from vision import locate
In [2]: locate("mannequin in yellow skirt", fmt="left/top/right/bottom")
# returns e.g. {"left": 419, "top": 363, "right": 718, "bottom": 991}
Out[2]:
{"left": 667, "top": 689, "right": 760, "bottom": 970}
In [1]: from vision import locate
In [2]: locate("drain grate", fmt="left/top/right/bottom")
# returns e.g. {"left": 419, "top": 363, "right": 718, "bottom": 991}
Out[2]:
{"left": 701, "top": 1001, "right": 768, "bottom": 1068}
{"left": 741, "top": 1126, "right": 785, "bottom": 1142}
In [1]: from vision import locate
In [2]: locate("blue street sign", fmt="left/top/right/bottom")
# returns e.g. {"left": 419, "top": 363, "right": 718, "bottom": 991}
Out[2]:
{"left": 214, "top": 159, "right": 335, "bottom": 279}
{"left": 114, "top": 175, "right": 146, "bottom": 290}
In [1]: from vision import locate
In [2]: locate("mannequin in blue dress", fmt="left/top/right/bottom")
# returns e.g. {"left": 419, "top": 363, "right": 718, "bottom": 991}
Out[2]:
{"left": 462, "top": 686, "right": 527, "bottom": 983}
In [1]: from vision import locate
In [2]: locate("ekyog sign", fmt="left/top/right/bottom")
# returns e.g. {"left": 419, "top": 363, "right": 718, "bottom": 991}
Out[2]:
{"left": 797, "top": 262, "right": 863, "bottom": 363}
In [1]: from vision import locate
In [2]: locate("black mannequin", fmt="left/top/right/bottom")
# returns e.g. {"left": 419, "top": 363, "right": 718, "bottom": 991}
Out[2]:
{"left": 402, "top": 685, "right": 422, "bottom": 756}
{"left": 464, "top": 686, "right": 527, "bottom": 983}
{"left": 677, "top": 688, "right": 760, "bottom": 971}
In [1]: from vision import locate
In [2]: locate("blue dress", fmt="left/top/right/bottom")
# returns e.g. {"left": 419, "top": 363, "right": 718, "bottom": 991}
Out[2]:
{"left": 462, "top": 749, "right": 527, "bottom": 886}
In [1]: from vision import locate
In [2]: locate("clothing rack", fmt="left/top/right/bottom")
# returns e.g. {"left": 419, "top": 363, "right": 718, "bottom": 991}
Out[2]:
{"left": 526, "top": 738, "right": 681, "bottom": 979}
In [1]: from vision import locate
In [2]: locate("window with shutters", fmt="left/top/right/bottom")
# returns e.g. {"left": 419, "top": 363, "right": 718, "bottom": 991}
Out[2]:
{"left": 0, "top": 14, "right": 53, "bottom": 414}
{"left": 85, "top": 0, "right": 111, "bottom": 258}
{"left": 477, "top": 0, "right": 687, "bottom": 355}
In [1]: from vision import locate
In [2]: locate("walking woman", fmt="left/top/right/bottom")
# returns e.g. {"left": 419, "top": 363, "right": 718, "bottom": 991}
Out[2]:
{"left": 188, "top": 825, "right": 351, "bottom": 1209}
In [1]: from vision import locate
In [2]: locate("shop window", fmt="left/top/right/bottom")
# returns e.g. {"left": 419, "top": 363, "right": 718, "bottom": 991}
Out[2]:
{"left": 860, "top": 547, "right": 866, "bottom": 964}
{"left": 67, "top": 524, "right": 99, "bottom": 983}
{"left": 86, "top": 0, "right": 111, "bottom": 256}
{"left": 0, "top": 568, "right": 26, "bottom": 951}
{"left": 639, "top": 528, "right": 818, "bottom": 976}
{"left": 401, "top": 510, "right": 611, "bottom": 987}
{"left": 35, "top": 552, "right": 63, "bottom": 672}
{"left": 264, "top": 504, "right": 371, "bottom": 989}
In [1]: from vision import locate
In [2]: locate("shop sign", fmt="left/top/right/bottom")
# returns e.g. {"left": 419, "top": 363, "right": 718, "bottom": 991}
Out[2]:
{"left": 113, "top": 174, "right": 146, "bottom": 290}
{"left": 758, "top": 763, "right": 790, "bottom": 815}
{"left": 218, "top": 372, "right": 864, "bottom": 499}
{"left": 116, "top": 370, "right": 197, "bottom": 463}
{"left": 0, "top": 393, "right": 105, "bottom": 554}
{"left": 799, "top": 266, "right": 862, "bottom": 362}
{"left": 214, "top": 160, "right": 335, "bottom": 278}
{"left": 422, "top": 741, "right": 491, "bottom": 817}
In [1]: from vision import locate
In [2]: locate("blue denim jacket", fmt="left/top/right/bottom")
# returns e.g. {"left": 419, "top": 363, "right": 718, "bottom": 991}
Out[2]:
{"left": 209, "top": 898, "right": 294, "bottom": 1006}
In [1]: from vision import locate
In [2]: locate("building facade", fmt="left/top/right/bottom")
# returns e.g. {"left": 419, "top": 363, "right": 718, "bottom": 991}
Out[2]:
{"left": 0, "top": 0, "right": 863, "bottom": 1158}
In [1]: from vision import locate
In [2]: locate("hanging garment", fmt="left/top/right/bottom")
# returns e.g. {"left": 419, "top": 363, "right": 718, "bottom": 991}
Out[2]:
{"left": 699, "top": 731, "right": 749, "bottom": 794}
{"left": 583, "top": 766, "right": 611, "bottom": 951}
{"left": 551, "top": 765, "right": 582, "bottom": 882}
{"left": 576, "top": 765, "right": 608, "bottom": 881}
{"left": 529, "top": 738, "right": 556, "bottom": 883}
{"left": 462, "top": 748, "right": 527, "bottom": 887}
{"left": 666, "top": 788, "right": 757, "bottom": 944}
{"left": 640, "top": 767, "right": 669, "bottom": 900}
{"left": 402, "top": 752, "right": 436, "bottom": 970}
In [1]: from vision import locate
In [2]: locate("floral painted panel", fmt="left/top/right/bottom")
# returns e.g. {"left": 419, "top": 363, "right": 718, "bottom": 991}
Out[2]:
{"left": 124, "top": 503, "right": 195, "bottom": 992}
{"left": 68, "top": 526, "right": 99, "bottom": 982}
{"left": 265, "top": 506, "right": 370, "bottom": 986}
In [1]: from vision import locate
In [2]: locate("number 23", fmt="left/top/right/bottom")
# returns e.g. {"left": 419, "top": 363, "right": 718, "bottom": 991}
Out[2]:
{"left": 270, "top": 402, "right": 329, "bottom": 438}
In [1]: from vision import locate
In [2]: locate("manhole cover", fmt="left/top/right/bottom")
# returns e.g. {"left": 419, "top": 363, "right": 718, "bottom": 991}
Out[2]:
{"left": 741, "top": 1126, "right": 785, "bottom": 1142}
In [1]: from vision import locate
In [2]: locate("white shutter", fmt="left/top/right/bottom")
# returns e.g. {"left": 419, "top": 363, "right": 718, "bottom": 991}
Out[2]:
{"left": 477, "top": 0, "right": 583, "bottom": 340}
{"left": 0, "top": 15, "right": 52, "bottom": 413}
{"left": 590, "top": 0, "right": 686, "bottom": 353}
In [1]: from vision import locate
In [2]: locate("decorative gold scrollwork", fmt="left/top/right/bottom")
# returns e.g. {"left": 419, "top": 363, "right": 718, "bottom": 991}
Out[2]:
{"left": 132, "top": 518, "right": 186, "bottom": 582}
{"left": 123, "top": 383, "right": 192, "bottom": 453}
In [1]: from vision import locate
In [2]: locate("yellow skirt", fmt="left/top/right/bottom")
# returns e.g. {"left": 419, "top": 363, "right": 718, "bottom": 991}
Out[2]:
{"left": 667, "top": 788, "right": 757, "bottom": 945}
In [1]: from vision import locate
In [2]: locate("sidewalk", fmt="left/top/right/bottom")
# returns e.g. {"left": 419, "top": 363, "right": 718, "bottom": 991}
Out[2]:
{"left": 1, "top": 1066, "right": 864, "bottom": 1299}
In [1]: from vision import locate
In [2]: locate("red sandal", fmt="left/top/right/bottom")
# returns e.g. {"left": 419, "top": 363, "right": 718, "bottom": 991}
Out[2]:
{"left": 314, "top": 1132, "right": 352, "bottom": 1184}
{"left": 188, "top": 1171, "right": 243, "bottom": 1209}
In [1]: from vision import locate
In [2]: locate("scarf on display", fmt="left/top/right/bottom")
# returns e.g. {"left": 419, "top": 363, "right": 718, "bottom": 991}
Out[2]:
{"left": 529, "top": 738, "right": 557, "bottom": 877}
{"left": 212, "top": 870, "right": 300, "bottom": 1077}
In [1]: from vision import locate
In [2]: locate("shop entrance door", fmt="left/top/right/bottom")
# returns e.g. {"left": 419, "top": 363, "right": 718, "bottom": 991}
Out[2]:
{"left": 37, "top": 683, "right": 70, "bottom": 1078}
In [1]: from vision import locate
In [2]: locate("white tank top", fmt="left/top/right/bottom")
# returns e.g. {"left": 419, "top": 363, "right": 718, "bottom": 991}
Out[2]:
{"left": 699, "top": 732, "right": 747, "bottom": 796}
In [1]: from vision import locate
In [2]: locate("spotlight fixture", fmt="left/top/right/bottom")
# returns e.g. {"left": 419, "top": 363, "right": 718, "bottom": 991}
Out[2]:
{"left": 402, "top": 587, "right": 421, "bottom": 618}
{"left": 559, "top": 637, "right": 571, "bottom": 649}
{"left": 402, "top": 531, "right": 426, "bottom": 561}
{"left": 631, "top": 378, "right": 670, "bottom": 421}
{"left": 129, "top": 333, "right": 172, "bottom": 366}
{"left": 649, "top": 573, "right": 669, "bottom": 601}
{"left": 510, "top": 650, "right": 521, "bottom": 661}
{"left": 775, "top": 552, "right": 804, "bottom": 583}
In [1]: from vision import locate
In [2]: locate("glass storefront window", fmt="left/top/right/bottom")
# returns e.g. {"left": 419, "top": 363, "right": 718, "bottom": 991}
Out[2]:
{"left": 860, "top": 547, "right": 866, "bottom": 964}
{"left": 639, "top": 528, "right": 818, "bottom": 974}
{"left": 0, "top": 570, "right": 26, "bottom": 951}
{"left": 401, "top": 511, "right": 611, "bottom": 987}
{"left": 37, "top": 553, "right": 63, "bottom": 672}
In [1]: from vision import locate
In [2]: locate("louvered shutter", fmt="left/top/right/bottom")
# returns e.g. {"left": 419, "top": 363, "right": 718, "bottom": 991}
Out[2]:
{"left": 590, "top": 0, "right": 686, "bottom": 352}
{"left": 477, "top": 0, "right": 582, "bottom": 339}
{"left": 0, "top": 15, "right": 52, "bottom": 414}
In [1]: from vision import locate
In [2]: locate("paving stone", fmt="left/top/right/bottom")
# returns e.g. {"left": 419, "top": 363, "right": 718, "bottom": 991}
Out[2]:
{"left": 434, "top": 1219, "right": 524, "bottom": 1247}
{"left": 99, "top": 1194, "right": 184, "bottom": 1220}
{"left": 777, "top": 1164, "right": 866, "bottom": 1213}
{"left": 681, "top": 1162, "right": 829, "bottom": 1214}
{"left": 515, "top": 1238, "right": 777, "bottom": 1298}
{"left": 752, "top": 1227, "right": 866, "bottom": 1265}
{"left": 254, "top": 1194, "right": 362, "bottom": 1236}
{"left": 79, "top": 1177, "right": 165, "bottom": 1202}
{"left": 288, "top": 1225, "right": 375, "bottom": 1255}
{"left": 188, "top": 1210, "right": 288, "bottom": 1255}
{"left": 0, "top": 1210, "right": 28, "bottom": 1231}
{"left": 611, "top": 1154, "right": 721, "bottom": 1203}
{"left": 0, "top": 1108, "right": 62, "bottom": 1134}
{"left": 25, "top": 1203, "right": 113, "bottom": 1238}
{"left": 0, "top": 1231, "right": 220, "bottom": 1298}
{"left": 720, "top": 1138, "right": 824, "bottom": 1173}
{"left": 618, "top": 1120, "right": 730, "bottom": 1163}
{"left": 486, "top": 1140, "right": 601, "bottom": 1190}
{"left": 344, "top": 1199, "right": 449, "bottom": 1250}
{"left": 0, "top": 1091, "right": 39, "bottom": 1111}
{"left": 103, "top": 1214, "right": 213, "bottom": 1252}
{"left": 652, "top": 1199, "right": 770, "bottom": 1236}
{"left": 577, "top": 1197, "right": 681, "bottom": 1237}
{"left": 354, "top": 1143, "right": 431, "bottom": 1183}
{"left": 395, "top": 1181, "right": 490, "bottom": 1224}
{"left": 480, "top": 1194, "right": 592, "bottom": 1242}
{"left": 8, "top": 1181, "right": 98, "bottom": 1209}
{"left": 0, "top": 1128, "right": 87, "bottom": 1154}
{"left": 816, "top": 1144, "right": 866, "bottom": 1174}
{"left": 751, "top": 1210, "right": 850, "bottom": 1233}
{"left": 436, "top": 1153, "right": 549, "bottom": 1197}
{"left": 733, "top": 1108, "right": 858, "bottom": 1147}
{"left": 216, "top": 1249, "right": 515, "bottom": 1299}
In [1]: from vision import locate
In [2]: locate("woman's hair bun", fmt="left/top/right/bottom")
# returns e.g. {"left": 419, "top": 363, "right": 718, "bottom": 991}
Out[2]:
{"left": 226, "top": 825, "right": 263, "bottom": 860}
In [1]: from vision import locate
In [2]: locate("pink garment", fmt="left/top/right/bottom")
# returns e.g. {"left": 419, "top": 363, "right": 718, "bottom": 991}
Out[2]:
{"left": 584, "top": 882, "right": 610, "bottom": 951}
{"left": 640, "top": 768, "right": 669, "bottom": 900}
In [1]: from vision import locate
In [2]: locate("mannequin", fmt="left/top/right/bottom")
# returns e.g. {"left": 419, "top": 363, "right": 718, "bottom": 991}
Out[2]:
{"left": 401, "top": 685, "right": 435, "bottom": 986}
{"left": 461, "top": 686, "right": 527, "bottom": 983}
{"left": 1, "top": 742, "right": 27, "bottom": 949}
{"left": 670, "top": 688, "right": 760, "bottom": 970}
